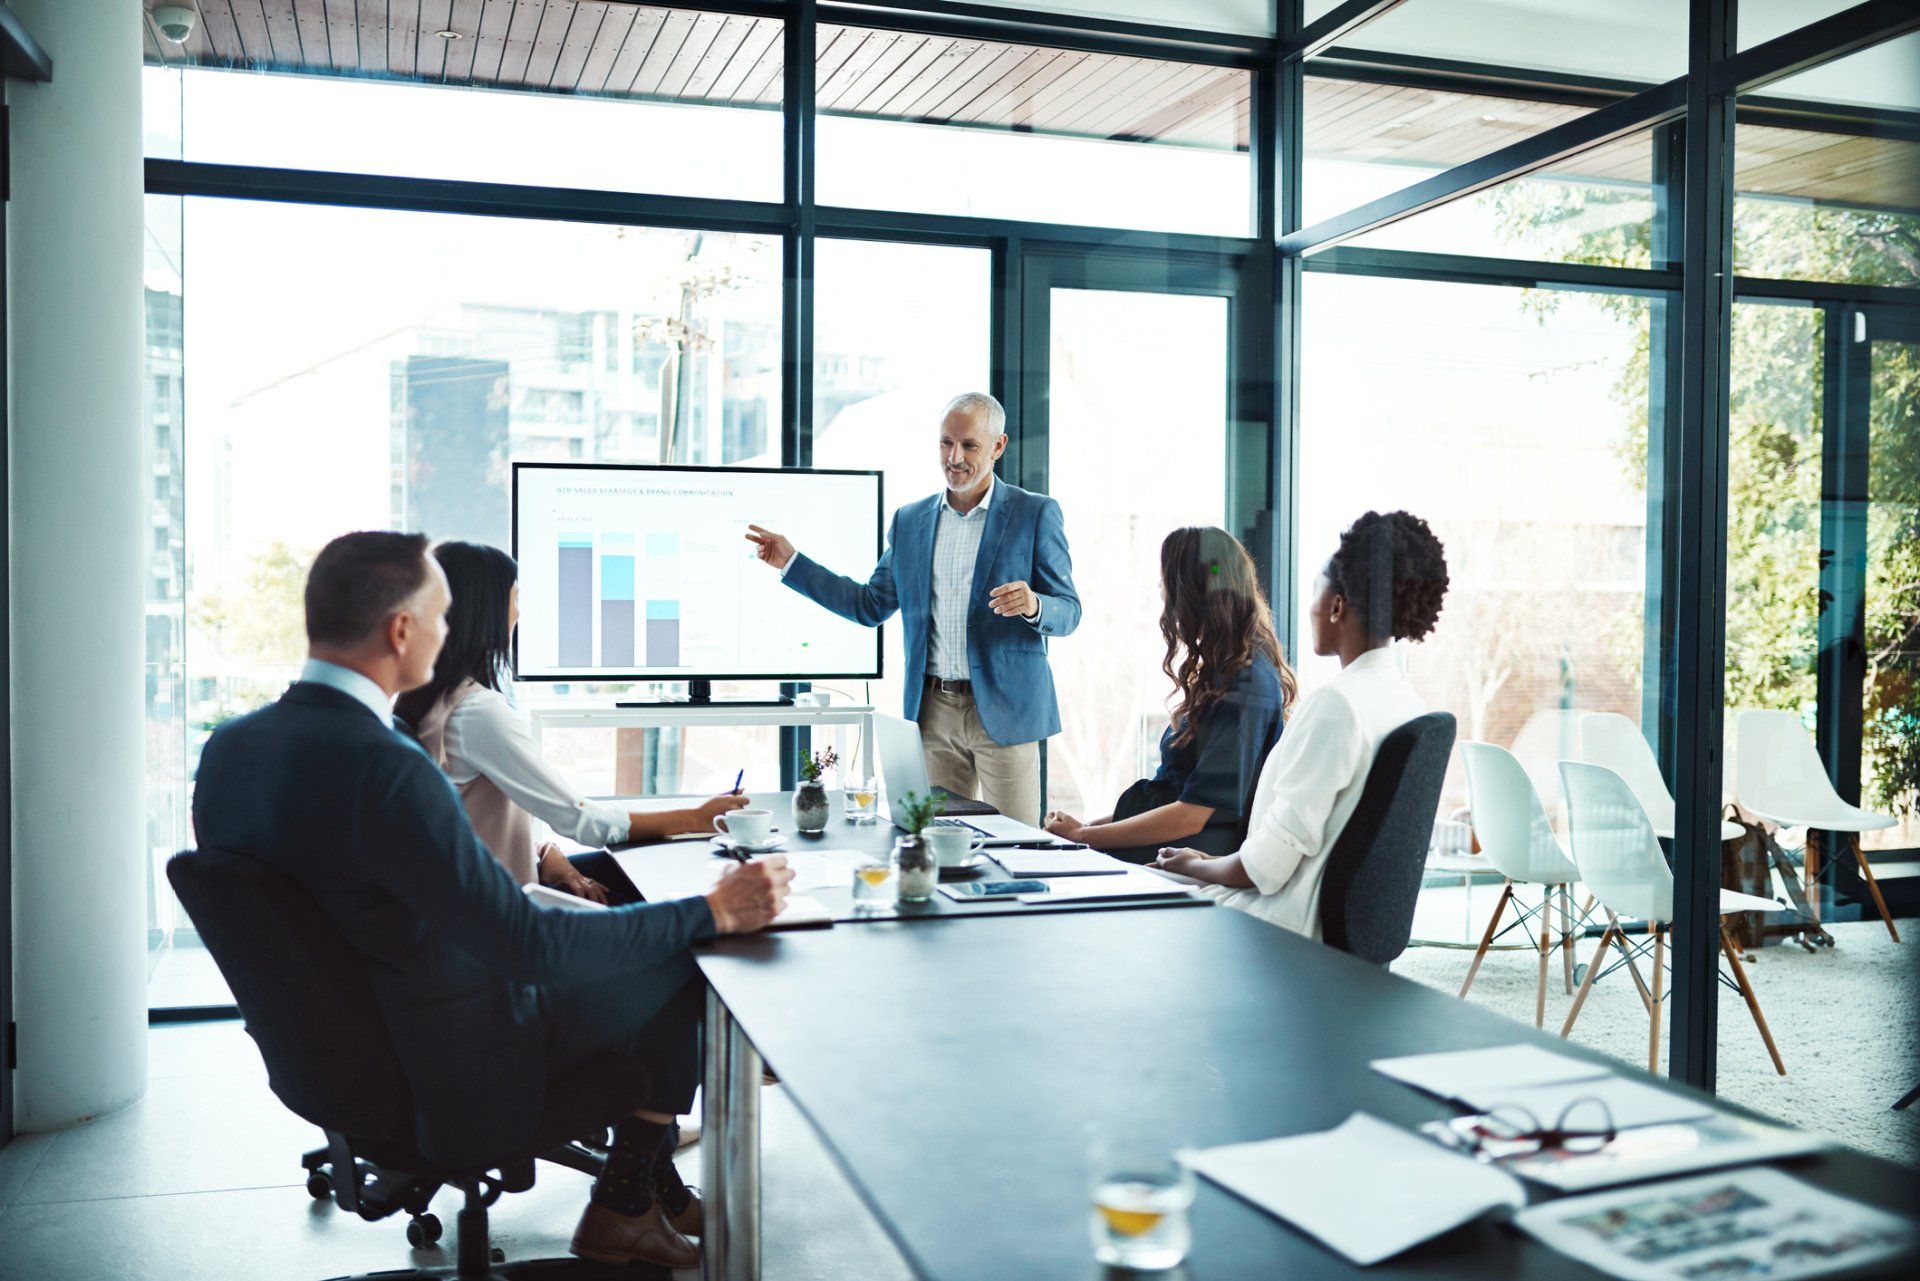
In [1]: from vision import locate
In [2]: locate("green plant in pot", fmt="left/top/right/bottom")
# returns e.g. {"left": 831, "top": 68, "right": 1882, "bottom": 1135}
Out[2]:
{"left": 792, "top": 746, "right": 838, "bottom": 834}
{"left": 891, "top": 790, "right": 945, "bottom": 902}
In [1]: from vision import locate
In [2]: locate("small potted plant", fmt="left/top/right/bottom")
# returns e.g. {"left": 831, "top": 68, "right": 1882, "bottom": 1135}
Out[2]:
{"left": 891, "top": 790, "right": 945, "bottom": 902}
{"left": 792, "top": 745, "right": 838, "bottom": 834}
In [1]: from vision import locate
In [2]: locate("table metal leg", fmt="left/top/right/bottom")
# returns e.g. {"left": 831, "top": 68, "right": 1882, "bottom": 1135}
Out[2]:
{"left": 704, "top": 987, "right": 762, "bottom": 1281}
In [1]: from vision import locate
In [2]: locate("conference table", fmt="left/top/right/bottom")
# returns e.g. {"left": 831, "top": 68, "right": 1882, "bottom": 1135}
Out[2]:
{"left": 609, "top": 793, "right": 1920, "bottom": 1281}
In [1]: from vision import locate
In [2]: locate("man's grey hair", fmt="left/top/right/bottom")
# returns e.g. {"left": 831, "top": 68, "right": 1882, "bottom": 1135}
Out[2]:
{"left": 943, "top": 391, "right": 1006, "bottom": 437}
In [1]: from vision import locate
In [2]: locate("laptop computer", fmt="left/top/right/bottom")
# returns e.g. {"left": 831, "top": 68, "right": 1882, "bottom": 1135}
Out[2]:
{"left": 871, "top": 713, "right": 1060, "bottom": 846}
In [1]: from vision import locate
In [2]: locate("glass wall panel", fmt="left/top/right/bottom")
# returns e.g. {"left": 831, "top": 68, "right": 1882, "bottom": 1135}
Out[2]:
{"left": 1310, "top": 89, "right": 1660, "bottom": 267}
{"left": 1863, "top": 322, "right": 1920, "bottom": 851}
{"left": 811, "top": 238, "right": 993, "bottom": 744}
{"left": 1044, "top": 288, "right": 1229, "bottom": 820}
{"left": 1334, "top": 0, "right": 1684, "bottom": 82}
{"left": 144, "top": 199, "right": 783, "bottom": 1007}
{"left": 1732, "top": 34, "right": 1920, "bottom": 288}
{"left": 143, "top": 4, "right": 784, "bottom": 200}
{"left": 815, "top": 25, "right": 1252, "bottom": 236}
{"left": 1299, "top": 272, "right": 1653, "bottom": 944}
{"left": 144, "top": 193, "right": 195, "bottom": 1010}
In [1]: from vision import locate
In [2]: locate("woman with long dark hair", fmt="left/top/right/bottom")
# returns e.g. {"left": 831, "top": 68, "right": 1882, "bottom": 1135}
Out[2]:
{"left": 1043, "top": 526, "right": 1295, "bottom": 863}
{"left": 395, "top": 541, "right": 745, "bottom": 903}
{"left": 1155, "top": 510, "right": 1450, "bottom": 937}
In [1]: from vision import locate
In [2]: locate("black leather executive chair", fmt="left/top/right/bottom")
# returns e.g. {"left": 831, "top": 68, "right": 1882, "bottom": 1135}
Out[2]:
{"left": 1318, "top": 712, "right": 1459, "bottom": 965}
{"left": 166, "top": 848, "right": 664, "bottom": 1280}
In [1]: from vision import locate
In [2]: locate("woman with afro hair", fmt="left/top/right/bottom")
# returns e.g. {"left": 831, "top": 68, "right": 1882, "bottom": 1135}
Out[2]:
{"left": 1155, "top": 510, "right": 1449, "bottom": 937}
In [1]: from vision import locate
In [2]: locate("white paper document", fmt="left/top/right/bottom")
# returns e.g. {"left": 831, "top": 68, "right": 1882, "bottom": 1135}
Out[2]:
{"left": 1179, "top": 1112, "right": 1525, "bottom": 1266}
{"left": 992, "top": 848, "right": 1131, "bottom": 877}
{"left": 1454, "top": 1076, "right": 1715, "bottom": 1131}
{"left": 1515, "top": 1168, "right": 1916, "bottom": 1281}
{"left": 1372, "top": 1043, "right": 1608, "bottom": 1100}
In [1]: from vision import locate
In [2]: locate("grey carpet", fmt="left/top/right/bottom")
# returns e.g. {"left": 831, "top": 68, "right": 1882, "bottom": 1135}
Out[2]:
{"left": 1391, "top": 919, "right": 1920, "bottom": 1168}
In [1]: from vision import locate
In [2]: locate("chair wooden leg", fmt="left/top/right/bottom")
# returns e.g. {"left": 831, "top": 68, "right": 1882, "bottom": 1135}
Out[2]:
{"left": 1648, "top": 927, "right": 1665, "bottom": 1075}
{"left": 1536, "top": 891, "right": 1551, "bottom": 1030}
{"left": 1606, "top": 909, "right": 1655, "bottom": 1015}
{"left": 1849, "top": 833, "right": 1900, "bottom": 943}
{"left": 1561, "top": 921, "right": 1619, "bottom": 1038}
{"left": 1460, "top": 881, "right": 1513, "bottom": 999}
{"left": 1559, "top": 885, "right": 1576, "bottom": 995}
{"left": 1720, "top": 924, "right": 1786, "bottom": 1076}
{"left": 1804, "top": 828, "right": 1822, "bottom": 924}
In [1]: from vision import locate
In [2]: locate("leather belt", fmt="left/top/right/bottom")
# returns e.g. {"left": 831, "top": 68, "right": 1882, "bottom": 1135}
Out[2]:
{"left": 926, "top": 676, "right": 974, "bottom": 697}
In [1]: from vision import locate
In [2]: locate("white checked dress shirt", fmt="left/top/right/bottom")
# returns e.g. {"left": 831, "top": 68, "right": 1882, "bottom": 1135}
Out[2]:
{"left": 928, "top": 478, "right": 998, "bottom": 679}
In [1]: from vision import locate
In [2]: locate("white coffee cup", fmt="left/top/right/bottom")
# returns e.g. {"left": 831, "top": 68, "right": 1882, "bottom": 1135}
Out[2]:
{"left": 924, "top": 824, "right": 986, "bottom": 868}
{"left": 714, "top": 809, "right": 774, "bottom": 846}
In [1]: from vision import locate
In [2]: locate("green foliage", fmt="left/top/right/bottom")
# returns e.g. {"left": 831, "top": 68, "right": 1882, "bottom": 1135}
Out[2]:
{"left": 893, "top": 790, "right": 945, "bottom": 836}
{"left": 191, "top": 540, "right": 313, "bottom": 669}
{"left": 1492, "top": 177, "right": 1920, "bottom": 818}
{"left": 797, "top": 745, "right": 838, "bottom": 783}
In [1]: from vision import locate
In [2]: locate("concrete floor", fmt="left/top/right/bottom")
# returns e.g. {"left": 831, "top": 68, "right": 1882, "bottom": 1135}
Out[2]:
{"left": 0, "top": 1020, "right": 913, "bottom": 1281}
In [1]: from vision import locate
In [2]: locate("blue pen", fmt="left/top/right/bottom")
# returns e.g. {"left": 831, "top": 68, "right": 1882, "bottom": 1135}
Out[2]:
{"left": 731, "top": 769, "right": 744, "bottom": 795}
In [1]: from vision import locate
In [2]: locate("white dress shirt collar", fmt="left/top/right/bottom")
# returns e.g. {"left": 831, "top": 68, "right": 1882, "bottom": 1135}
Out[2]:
{"left": 943, "top": 474, "right": 995, "bottom": 519}
{"left": 300, "top": 657, "right": 395, "bottom": 728}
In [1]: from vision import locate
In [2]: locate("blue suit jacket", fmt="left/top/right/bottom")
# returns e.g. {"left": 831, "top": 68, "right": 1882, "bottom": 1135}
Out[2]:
{"left": 782, "top": 479, "right": 1080, "bottom": 745}
{"left": 192, "top": 682, "right": 714, "bottom": 1168}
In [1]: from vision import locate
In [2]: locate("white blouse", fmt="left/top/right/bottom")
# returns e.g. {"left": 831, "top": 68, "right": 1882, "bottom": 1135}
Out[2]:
{"left": 1199, "top": 647, "right": 1427, "bottom": 937}
{"left": 439, "top": 685, "right": 631, "bottom": 851}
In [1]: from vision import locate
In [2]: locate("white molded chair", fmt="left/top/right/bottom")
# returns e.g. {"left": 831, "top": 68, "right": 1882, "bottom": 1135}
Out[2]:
{"left": 1458, "top": 742, "right": 1589, "bottom": 1029}
{"left": 1579, "top": 712, "right": 1745, "bottom": 843}
{"left": 1735, "top": 710, "right": 1899, "bottom": 942}
{"left": 1559, "top": 761, "right": 1786, "bottom": 1076}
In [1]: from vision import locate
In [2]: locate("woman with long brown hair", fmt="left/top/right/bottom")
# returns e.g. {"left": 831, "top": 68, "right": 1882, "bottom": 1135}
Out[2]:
{"left": 1044, "top": 526, "right": 1295, "bottom": 863}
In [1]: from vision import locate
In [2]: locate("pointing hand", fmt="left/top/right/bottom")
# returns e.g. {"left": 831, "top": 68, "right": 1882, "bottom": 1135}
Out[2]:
{"left": 745, "top": 524, "right": 795, "bottom": 571}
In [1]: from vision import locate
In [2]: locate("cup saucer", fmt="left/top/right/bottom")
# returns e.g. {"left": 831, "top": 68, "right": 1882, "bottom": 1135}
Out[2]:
{"left": 936, "top": 853, "right": 989, "bottom": 878}
{"left": 711, "top": 835, "right": 785, "bottom": 855}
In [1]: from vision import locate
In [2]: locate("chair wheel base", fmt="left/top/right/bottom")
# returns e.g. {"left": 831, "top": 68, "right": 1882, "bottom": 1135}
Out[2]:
{"left": 406, "top": 1213, "right": 442, "bottom": 1249}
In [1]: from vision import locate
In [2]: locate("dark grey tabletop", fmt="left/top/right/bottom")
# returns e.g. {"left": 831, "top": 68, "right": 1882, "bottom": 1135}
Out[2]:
{"left": 694, "top": 901, "right": 1920, "bottom": 1280}
{"left": 611, "top": 790, "right": 1208, "bottom": 924}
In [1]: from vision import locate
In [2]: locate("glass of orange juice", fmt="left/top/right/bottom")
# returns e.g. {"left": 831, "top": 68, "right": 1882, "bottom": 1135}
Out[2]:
{"left": 1088, "top": 1135, "right": 1194, "bottom": 1271}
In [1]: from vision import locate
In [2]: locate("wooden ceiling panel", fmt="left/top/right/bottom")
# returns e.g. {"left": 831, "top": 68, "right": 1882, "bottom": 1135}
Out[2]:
{"left": 628, "top": 8, "right": 695, "bottom": 97}
{"left": 711, "top": 17, "right": 783, "bottom": 101}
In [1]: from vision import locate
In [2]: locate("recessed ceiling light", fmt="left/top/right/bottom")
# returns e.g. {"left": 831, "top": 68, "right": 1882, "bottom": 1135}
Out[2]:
{"left": 435, "top": 29, "right": 462, "bottom": 40}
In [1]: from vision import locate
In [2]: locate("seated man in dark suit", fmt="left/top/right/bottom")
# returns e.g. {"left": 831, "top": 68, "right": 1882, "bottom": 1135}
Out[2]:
{"left": 192, "top": 531, "right": 793, "bottom": 1269}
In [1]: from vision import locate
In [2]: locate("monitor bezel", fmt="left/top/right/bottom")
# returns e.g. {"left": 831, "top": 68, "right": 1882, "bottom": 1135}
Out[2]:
{"left": 510, "top": 460, "right": 885, "bottom": 685}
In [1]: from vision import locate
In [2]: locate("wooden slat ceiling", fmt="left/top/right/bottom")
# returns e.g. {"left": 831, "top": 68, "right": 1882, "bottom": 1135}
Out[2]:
{"left": 148, "top": 1, "right": 1250, "bottom": 150}
{"left": 1305, "top": 78, "right": 1920, "bottom": 212}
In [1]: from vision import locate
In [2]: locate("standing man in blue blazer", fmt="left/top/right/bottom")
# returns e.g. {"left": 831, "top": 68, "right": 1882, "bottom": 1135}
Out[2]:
{"left": 746, "top": 392, "right": 1080, "bottom": 824}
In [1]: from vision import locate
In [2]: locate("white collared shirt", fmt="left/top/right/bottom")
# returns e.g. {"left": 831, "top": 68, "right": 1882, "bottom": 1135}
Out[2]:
{"left": 438, "top": 684, "right": 632, "bottom": 850}
{"left": 1199, "top": 647, "right": 1427, "bottom": 938}
{"left": 300, "top": 658, "right": 395, "bottom": 728}
{"left": 927, "top": 477, "right": 998, "bottom": 680}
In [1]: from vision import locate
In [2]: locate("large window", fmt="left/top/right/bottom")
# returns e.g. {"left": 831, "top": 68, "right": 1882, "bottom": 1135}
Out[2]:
{"left": 1043, "top": 287, "right": 1230, "bottom": 819}
{"left": 143, "top": 6, "right": 785, "bottom": 201}
{"left": 1299, "top": 272, "right": 1656, "bottom": 816}
{"left": 815, "top": 25, "right": 1253, "bottom": 236}
{"left": 811, "top": 237, "right": 993, "bottom": 735}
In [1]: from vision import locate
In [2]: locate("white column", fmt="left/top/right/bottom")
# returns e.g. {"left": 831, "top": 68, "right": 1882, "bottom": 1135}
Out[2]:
{"left": 8, "top": 0, "right": 149, "bottom": 1129}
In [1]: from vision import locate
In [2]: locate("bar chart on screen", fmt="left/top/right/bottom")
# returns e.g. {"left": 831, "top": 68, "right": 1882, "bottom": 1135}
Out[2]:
{"left": 515, "top": 464, "right": 883, "bottom": 681}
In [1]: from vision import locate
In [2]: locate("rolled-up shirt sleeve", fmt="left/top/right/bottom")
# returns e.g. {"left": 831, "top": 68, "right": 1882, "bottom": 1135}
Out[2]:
{"left": 446, "top": 695, "right": 631, "bottom": 849}
{"left": 1238, "top": 693, "right": 1362, "bottom": 896}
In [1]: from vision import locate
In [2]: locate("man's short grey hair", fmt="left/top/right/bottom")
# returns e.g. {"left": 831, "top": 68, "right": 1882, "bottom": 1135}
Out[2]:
{"left": 943, "top": 391, "right": 1006, "bottom": 437}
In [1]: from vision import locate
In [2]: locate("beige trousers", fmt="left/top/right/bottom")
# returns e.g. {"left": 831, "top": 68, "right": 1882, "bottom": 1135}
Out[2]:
{"left": 917, "top": 684, "right": 1043, "bottom": 825}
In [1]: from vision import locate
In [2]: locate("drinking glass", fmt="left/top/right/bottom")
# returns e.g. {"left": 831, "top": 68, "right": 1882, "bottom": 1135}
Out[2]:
{"left": 850, "top": 858, "right": 895, "bottom": 914}
{"left": 844, "top": 777, "right": 880, "bottom": 824}
{"left": 1087, "top": 1137, "right": 1194, "bottom": 1272}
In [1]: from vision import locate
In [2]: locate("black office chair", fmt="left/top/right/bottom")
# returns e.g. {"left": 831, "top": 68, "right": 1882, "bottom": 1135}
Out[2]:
{"left": 166, "top": 848, "right": 664, "bottom": 1280}
{"left": 1318, "top": 712, "right": 1458, "bottom": 965}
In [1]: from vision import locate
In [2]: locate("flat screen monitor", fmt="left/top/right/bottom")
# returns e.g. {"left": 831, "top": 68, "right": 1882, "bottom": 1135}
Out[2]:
{"left": 513, "top": 462, "right": 883, "bottom": 682}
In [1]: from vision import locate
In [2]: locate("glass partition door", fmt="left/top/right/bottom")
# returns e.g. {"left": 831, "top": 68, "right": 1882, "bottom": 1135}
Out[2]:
{"left": 1014, "top": 249, "right": 1263, "bottom": 820}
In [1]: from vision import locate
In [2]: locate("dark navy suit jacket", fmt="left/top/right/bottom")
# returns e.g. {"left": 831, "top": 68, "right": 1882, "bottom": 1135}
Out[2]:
{"left": 782, "top": 479, "right": 1081, "bottom": 745}
{"left": 192, "top": 682, "right": 714, "bottom": 1167}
